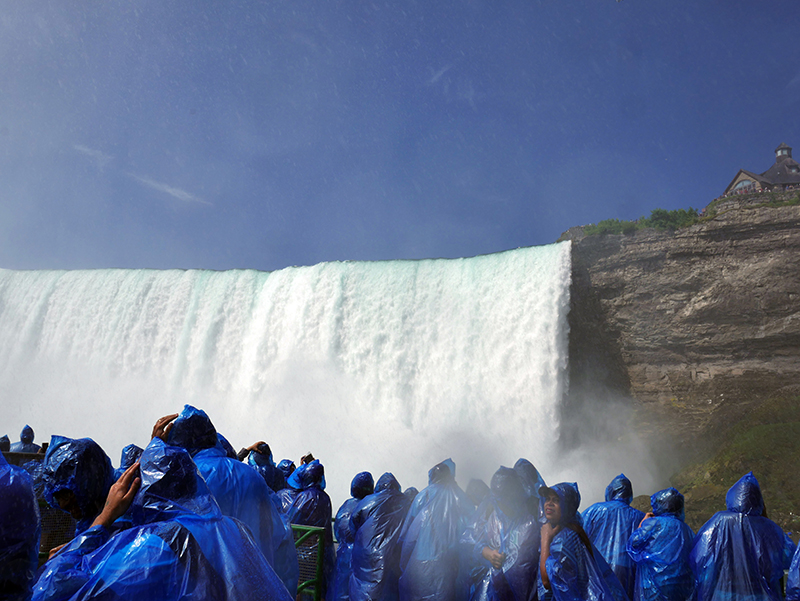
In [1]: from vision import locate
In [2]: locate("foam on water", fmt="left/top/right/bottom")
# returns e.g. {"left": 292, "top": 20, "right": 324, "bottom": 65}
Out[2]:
{"left": 0, "top": 242, "right": 571, "bottom": 504}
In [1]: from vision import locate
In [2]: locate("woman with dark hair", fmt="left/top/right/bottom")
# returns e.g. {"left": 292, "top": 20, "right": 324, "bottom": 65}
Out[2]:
{"left": 538, "top": 482, "right": 629, "bottom": 601}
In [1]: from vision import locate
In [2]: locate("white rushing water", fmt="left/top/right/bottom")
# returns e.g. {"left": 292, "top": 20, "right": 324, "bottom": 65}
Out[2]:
{"left": 0, "top": 242, "right": 571, "bottom": 504}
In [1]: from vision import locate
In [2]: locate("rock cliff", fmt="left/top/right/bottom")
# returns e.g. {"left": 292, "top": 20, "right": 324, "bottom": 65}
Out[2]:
{"left": 561, "top": 192, "right": 800, "bottom": 458}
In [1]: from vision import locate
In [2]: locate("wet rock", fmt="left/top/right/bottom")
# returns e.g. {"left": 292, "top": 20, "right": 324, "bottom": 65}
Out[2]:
{"left": 562, "top": 192, "right": 800, "bottom": 455}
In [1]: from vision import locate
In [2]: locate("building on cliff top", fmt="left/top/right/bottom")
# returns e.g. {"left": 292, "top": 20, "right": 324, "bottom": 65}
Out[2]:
{"left": 723, "top": 143, "right": 800, "bottom": 196}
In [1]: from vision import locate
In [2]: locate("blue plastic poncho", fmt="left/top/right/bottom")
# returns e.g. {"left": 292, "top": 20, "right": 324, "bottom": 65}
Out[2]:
{"left": 277, "top": 459, "right": 296, "bottom": 480}
{"left": 42, "top": 436, "right": 114, "bottom": 535}
{"left": 32, "top": 438, "right": 293, "bottom": 601}
{"left": 689, "top": 472, "right": 795, "bottom": 601}
{"left": 276, "top": 483, "right": 299, "bottom": 512}
{"left": 514, "top": 457, "right": 546, "bottom": 518}
{"left": 165, "top": 405, "right": 218, "bottom": 453}
{"left": 114, "top": 444, "right": 143, "bottom": 480}
{"left": 247, "top": 443, "right": 287, "bottom": 492}
{"left": 460, "top": 467, "right": 540, "bottom": 601}
{"left": 398, "top": 459, "right": 473, "bottom": 601}
{"left": 0, "top": 452, "right": 41, "bottom": 601}
{"left": 21, "top": 459, "right": 46, "bottom": 497}
{"left": 216, "top": 433, "right": 238, "bottom": 459}
{"left": 404, "top": 487, "right": 420, "bottom": 503}
{"left": 0, "top": 434, "right": 11, "bottom": 452}
{"left": 9, "top": 425, "right": 41, "bottom": 454}
{"left": 350, "top": 472, "right": 413, "bottom": 601}
{"left": 168, "top": 405, "right": 299, "bottom": 595}
{"left": 626, "top": 488, "right": 694, "bottom": 601}
{"left": 582, "top": 474, "right": 645, "bottom": 599}
{"left": 787, "top": 543, "right": 800, "bottom": 601}
{"left": 331, "top": 472, "right": 375, "bottom": 601}
{"left": 538, "top": 482, "right": 629, "bottom": 601}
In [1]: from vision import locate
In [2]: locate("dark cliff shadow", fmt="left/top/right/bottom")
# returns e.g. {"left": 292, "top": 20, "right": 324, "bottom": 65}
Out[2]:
{"left": 559, "top": 239, "right": 632, "bottom": 450}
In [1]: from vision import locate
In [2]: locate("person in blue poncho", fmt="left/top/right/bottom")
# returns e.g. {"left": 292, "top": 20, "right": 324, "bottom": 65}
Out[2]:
{"left": 398, "top": 459, "right": 473, "bottom": 601}
{"left": 514, "top": 458, "right": 546, "bottom": 518}
{"left": 787, "top": 543, "right": 800, "bottom": 601}
{"left": 582, "top": 474, "right": 645, "bottom": 599}
{"left": 331, "top": 471, "right": 375, "bottom": 601}
{"left": 246, "top": 442, "right": 287, "bottom": 492}
{"left": 538, "top": 482, "right": 629, "bottom": 601}
{"left": 460, "top": 466, "right": 540, "bottom": 601}
{"left": 33, "top": 438, "right": 293, "bottom": 601}
{"left": 156, "top": 407, "right": 299, "bottom": 596}
{"left": 114, "top": 443, "right": 143, "bottom": 480}
{"left": 283, "top": 458, "right": 336, "bottom": 597}
{"left": 1, "top": 434, "right": 11, "bottom": 452}
{"left": 466, "top": 479, "right": 491, "bottom": 510}
{"left": 278, "top": 459, "right": 297, "bottom": 481}
{"left": 689, "top": 471, "right": 795, "bottom": 601}
{"left": 9, "top": 425, "right": 41, "bottom": 454}
{"left": 350, "top": 472, "right": 413, "bottom": 601}
{"left": 0, "top": 452, "right": 41, "bottom": 601}
{"left": 626, "top": 487, "right": 694, "bottom": 601}
{"left": 41, "top": 436, "right": 115, "bottom": 536}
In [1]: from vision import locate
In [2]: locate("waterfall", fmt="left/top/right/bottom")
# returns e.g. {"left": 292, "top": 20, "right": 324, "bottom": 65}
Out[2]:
{"left": 0, "top": 242, "right": 571, "bottom": 503}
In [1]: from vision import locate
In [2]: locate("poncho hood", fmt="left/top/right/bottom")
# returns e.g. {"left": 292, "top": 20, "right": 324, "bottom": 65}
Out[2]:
{"left": 42, "top": 436, "right": 114, "bottom": 523}
{"left": 651, "top": 487, "right": 685, "bottom": 520}
{"left": 514, "top": 457, "right": 546, "bottom": 498}
{"left": 428, "top": 458, "right": 456, "bottom": 485}
{"left": 725, "top": 472, "right": 765, "bottom": 516}
{"left": 130, "top": 438, "right": 220, "bottom": 525}
{"left": 491, "top": 466, "right": 527, "bottom": 518}
{"left": 166, "top": 405, "right": 218, "bottom": 455}
{"left": 351, "top": 471, "right": 375, "bottom": 499}
{"left": 287, "top": 459, "right": 326, "bottom": 490}
{"left": 375, "top": 471, "right": 401, "bottom": 493}
{"left": 605, "top": 473, "right": 633, "bottom": 505}
{"left": 119, "top": 444, "right": 143, "bottom": 470}
{"left": 20, "top": 425, "right": 34, "bottom": 444}
{"left": 539, "top": 481, "right": 581, "bottom": 525}
{"left": 247, "top": 445, "right": 276, "bottom": 469}
{"left": 277, "top": 459, "right": 296, "bottom": 480}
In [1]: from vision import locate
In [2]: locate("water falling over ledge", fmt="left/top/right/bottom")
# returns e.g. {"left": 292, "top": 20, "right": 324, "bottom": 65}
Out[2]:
{"left": 0, "top": 242, "right": 571, "bottom": 504}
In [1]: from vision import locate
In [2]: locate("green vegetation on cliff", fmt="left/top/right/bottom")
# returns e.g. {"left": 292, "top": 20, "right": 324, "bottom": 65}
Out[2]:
{"left": 669, "top": 394, "right": 800, "bottom": 538}
{"left": 583, "top": 208, "right": 700, "bottom": 236}
{"left": 582, "top": 192, "right": 800, "bottom": 237}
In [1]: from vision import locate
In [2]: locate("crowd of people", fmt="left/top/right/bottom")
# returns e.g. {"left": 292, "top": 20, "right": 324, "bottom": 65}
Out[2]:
{"left": 2, "top": 409, "right": 800, "bottom": 601}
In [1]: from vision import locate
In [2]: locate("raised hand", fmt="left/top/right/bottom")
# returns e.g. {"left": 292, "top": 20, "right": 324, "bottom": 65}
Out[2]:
{"left": 92, "top": 462, "right": 142, "bottom": 529}
{"left": 152, "top": 413, "right": 179, "bottom": 441}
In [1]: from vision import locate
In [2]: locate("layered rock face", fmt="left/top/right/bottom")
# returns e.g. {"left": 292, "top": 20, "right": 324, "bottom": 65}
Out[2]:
{"left": 562, "top": 193, "right": 800, "bottom": 454}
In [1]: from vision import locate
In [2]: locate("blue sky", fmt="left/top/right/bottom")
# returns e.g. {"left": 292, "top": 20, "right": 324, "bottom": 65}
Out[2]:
{"left": 1, "top": 0, "right": 798, "bottom": 272}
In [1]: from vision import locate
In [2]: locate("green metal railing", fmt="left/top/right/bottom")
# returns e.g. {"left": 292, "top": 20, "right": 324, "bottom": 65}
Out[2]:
{"left": 292, "top": 524, "right": 325, "bottom": 601}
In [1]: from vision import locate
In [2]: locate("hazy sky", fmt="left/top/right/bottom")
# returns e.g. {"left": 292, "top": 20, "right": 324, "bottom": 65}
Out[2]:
{"left": 1, "top": 1, "right": 798, "bottom": 272}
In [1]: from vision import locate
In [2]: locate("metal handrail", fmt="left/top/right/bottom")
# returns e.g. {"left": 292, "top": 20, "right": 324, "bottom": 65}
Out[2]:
{"left": 291, "top": 524, "right": 325, "bottom": 601}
